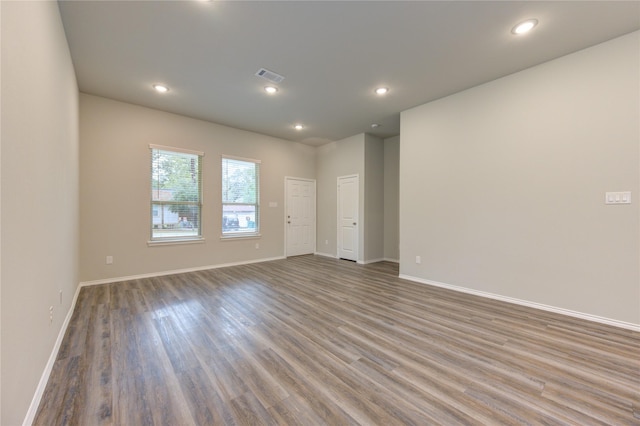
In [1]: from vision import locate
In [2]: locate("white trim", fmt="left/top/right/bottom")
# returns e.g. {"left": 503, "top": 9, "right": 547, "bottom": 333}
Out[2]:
{"left": 363, "top": 258, "right": 386, "bottom": 265}
{"left": 284, "top": 176, "right": 315, "bottom": 182}
{"left": 220, "top": 233, "right": 261, "bottom": 241}
{"left": 314, "top": 251, "right": 336, "bottom": 259}
{"left": 148, "top": 237, "right": 205, "bottom": 246}
{"left": 383, "top": 258, "right": 400, "bottom": 263}
{"left": 221, "top": 154, "right": 261, "bottom": 164}
{"left": 79, "top": 256, "right": 285, "bottom": 287}
{"left": 23, "top": 283, "right": 83, "bottom": 426}
{"left": 399, "top": 274, "right": 640, "bottom": 332}
{"left": 149, "top": 144, "right": 204, "bottom": 156}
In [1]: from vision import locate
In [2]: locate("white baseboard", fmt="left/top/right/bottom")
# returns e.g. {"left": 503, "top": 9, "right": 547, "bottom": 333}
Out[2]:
{"left": 80, "top": 256, "right": 286, "bottom": 287}
{"left": 313, "top": 251, "right": 336, "bottom": 259}
{"left": 314, "top": 252, "right": 394, "bottom": 265}
{"left": 23, "top": 283, "right": 83, "bottom": 426}
{"left": 363, "top": 258, "right": 385, "bottom": 264}
{"left": 399, "top": 274, "right": 640, "bottom": 332}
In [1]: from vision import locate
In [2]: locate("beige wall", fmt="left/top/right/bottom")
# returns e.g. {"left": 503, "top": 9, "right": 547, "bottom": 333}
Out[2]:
{"left": 1, "top": 1, "right": 80, "bottom": 424}
{"left": 79, "top": 94, "right": 315, "bottom": 282}
{"left": 400, "top": 32, "right": 640, "bottom": 325}
{"left": 5, "top": 7, "right": 634, "bottom": 424}
{"left": 383, "top": 136, "right": 400, "bottom": 261}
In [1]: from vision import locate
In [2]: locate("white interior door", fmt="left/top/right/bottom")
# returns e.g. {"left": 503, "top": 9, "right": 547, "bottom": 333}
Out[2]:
{"left": 286, "top": 178, "right": 316, "bottom": 257}
{"left": 338, "top": 175, "right": 358, "bottom": 261}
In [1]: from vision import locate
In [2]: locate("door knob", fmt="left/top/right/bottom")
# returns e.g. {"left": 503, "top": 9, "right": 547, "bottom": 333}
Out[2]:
{"left": 288, "top": 221, "right": 291, "bottom": 224}
{"left": 353, "top": 222, "right": 356, "bottom": 225}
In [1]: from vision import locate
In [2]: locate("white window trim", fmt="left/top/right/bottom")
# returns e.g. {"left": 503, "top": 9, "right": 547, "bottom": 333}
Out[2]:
{"left": 148, "top": 237, "right": 205, "bottom": 247}
{"left": 149, "top": 144, "right": 204, "bottom": 157}
{"left": 221, "top": 154, "right": 261, "bottom": 164}
{"left": 219, "top": 234, "right": 261, "bottom": 241}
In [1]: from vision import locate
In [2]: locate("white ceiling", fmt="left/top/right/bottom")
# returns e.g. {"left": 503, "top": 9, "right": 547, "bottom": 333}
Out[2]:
{"left": 58, "top": 1, "right": 640, "bottom": 146}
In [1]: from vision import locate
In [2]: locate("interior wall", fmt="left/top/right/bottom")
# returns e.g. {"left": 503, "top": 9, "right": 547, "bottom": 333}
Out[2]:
{"left": 400, "top": 31, "right": 639, "bottom": 325}
{"left": 315, "top": 134, "right": 365, "bottom": 259}
{"left": 0, "top": 1, "right": 80, "bottom": 424}
{"left": 364, "top": 134, "right": 385, "bottom": 262}
{"left": 383, "top": 136, "right": 400, "bottom": 261}
{"left": 79, "top": 94, "right": 316, "bottom": 282}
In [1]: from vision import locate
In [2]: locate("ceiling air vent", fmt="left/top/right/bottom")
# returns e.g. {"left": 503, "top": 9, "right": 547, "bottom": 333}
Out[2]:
{"left": 255, "top": 68, "right": 285, "bottom": 84}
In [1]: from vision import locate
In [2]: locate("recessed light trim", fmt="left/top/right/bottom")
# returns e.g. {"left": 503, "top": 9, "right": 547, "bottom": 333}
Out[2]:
{"left": 153, "top": 84, "right": 169, "bottom": 93}
{"left": 512, "top": 19, "right": 538, "bottom": 35}
{"left": 264, "top": 86, "right": 278, "bottom": 94}
{"left": 375, "top": 87, "right": 389, "bottom": 95}
{"left": 371, "top": 123, "right": 380, "bottom": 128}
{"left": 294, "top": 124, "right": 304, "bottom": 131}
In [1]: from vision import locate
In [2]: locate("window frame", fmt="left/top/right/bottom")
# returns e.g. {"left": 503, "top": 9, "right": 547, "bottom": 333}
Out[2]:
{"left": 221, "top": 155, "right": 261, "bottom": 239}
{"left": 149, "top": 144, "right": 204, "bottom": 245}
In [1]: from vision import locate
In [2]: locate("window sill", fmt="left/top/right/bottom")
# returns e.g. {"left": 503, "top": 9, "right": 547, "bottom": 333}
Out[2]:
{"left": 147, "top": 237, "right": 205, "bottom": 247}
{"left": 220, "top": 233, "right": 261, "bottom": 241}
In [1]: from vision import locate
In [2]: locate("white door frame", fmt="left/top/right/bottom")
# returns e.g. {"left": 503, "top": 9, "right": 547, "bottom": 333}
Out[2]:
{"left": 337, "top": 174, "right": 359, "bottom": 262}
{"left": 284, "top": 176, "right": 316, "bottom": 257}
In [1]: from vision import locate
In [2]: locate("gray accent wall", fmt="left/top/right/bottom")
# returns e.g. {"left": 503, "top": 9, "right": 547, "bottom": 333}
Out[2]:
{"left": 316, "top": 134, "right": 365, "bottom": 260}
{"left": 364, "top": 134, "right": 385, "bottom": 262}
{"left": 315, "top": 133, "right": 388, "bottom": 263}
{"left": 384, "top": 136, "right": 400, "bottom": 261}
{"left": 1, "top": 2, "right": 80, "bottom": 423}
{"left": 400, "top": 32, "right": 639, "bottom": 325}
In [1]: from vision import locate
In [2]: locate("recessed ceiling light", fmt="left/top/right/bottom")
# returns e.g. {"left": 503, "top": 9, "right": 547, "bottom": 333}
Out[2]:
{"left": 264, "top": 86, "right": 278, "bottom": 94}
{"left": 153, "top": 84, "right": 169, "bottom": 93}
{"left": 375, "top": 87, "right": 389, "bottom": 95}
{"left": 512, "top": 19, "right": 538, "bottom": 35}
{"left": 294, "top": 124, "right": 304, "bottom": 130}
{"left": 371, "top": 123, "right": 380, "bottom": 128}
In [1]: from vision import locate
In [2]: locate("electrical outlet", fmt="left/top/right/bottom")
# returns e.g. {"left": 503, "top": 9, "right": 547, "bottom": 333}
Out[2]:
{"left": 325, "top": 240, "right": 329, "bottom": 245}
{"left": 106, "top": 255, "right": 113, "bottom": 265}
{"left": 255, "top": 243, "right": 259, "bottom": 249}
{"left": 59, "top": 290, "right": 63, "bottom": 305}
{"left": 49, "top": 306, "right": 54, "bottom": 325}
{"left": 415, "top": 256, "right": 421, "bottom": 264}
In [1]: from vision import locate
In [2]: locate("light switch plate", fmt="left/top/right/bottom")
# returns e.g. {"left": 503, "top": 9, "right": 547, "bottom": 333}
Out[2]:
{"left": 605, "top": 191, "right": 631, "bottom": 205}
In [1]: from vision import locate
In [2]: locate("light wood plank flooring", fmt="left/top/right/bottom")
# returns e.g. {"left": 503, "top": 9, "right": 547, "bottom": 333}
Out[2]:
{"left": 35, "top": 255, "right": 640, "bottom": 425}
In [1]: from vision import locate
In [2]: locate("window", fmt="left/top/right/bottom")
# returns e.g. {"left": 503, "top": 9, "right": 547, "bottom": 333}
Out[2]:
{"left": 150, "top": 145, "right": 203, "bottom": 242}
{"left": 222, "top": 156, "right": 260, "bottom": 236}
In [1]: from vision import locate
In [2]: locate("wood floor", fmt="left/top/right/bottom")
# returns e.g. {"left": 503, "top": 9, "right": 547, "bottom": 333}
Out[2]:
{"left": 35, "top": 255, "right": 639, "bottom": 425}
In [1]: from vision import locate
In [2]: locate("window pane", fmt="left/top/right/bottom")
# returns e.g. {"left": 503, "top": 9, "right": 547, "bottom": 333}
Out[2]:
{"left": 151, "top": 147, "right": 202, "bottom": 240}
{"left": 222, "top": 204, "right": 257, "bottom": 234}
{"left": 152, "top": 150, "right": 200, "bottom": 203}
{"left": 151, "top": 203, "right": 200, "bottom": 239}
{"left": 221, "top": 157, "right": 259, "bottom": 235}
{"left": 222, "top": 158, "right": 257, "bottom": 204}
